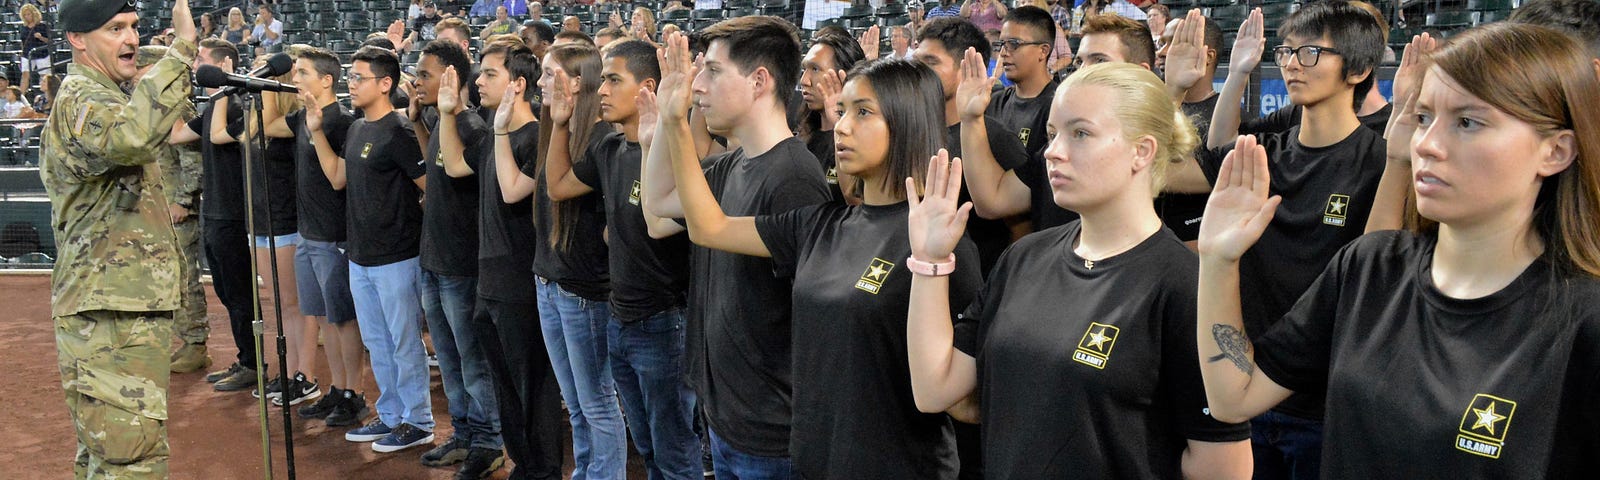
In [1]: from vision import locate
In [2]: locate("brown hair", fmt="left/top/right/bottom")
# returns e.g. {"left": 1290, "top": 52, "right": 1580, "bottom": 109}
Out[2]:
{"left": 538, "top": 44, "right": 604, "bottom": 251}
{"left": 697, "top": 16, "right": 804, "bottom": 109}
{"left": 1082, "top": 14, "right": 1156, "bottom": 67}
{"left": 436, "top": 17, "right": 473, "bottom": 44}
{"left": 1407, "top": 23, "right": 1600, "bottom": 277}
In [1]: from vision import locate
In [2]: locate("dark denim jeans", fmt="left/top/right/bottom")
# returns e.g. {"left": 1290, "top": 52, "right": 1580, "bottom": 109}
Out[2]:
{"left": 420, "top": 270, "right": 501, "bottom": 449}
{"left": 610, "top": 308, "right": 700, "bottom": 480}
{"left": 709, "top": 428, "right": 793, "bottom": 480}
{"left": 1251, "top": 410, "right": 1324, "bottom": 480}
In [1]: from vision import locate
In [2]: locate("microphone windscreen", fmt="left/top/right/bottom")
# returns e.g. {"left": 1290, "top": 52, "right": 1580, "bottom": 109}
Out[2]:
{"left": 265, "top": 53, "right": 295, "bottom": 77}
{"left": 195, "top": 65, "right": 229, "bottom": 89}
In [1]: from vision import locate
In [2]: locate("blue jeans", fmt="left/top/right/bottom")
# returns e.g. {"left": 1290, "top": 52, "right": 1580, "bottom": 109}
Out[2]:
{"left": 421, "top": 270, "right": 502, "bottom": 449}
{"left": 610, "top": 308, "right": 700, "bottom": 480}
{"left": 348, "top": 257, "right": 434, "bottom": 431}
{"left": 1251, "top": 410, "right": 1324, "bottom": 480}
{"left": 709, "top": 427, "right": 793, "bottom": 480}
{"left": 535, "top": 279, "right": 626, "bottom": 480}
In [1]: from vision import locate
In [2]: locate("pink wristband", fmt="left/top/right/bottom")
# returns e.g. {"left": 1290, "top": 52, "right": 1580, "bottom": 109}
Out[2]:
{"left": 906, "top": 254, "right": 957, "bottom": 277}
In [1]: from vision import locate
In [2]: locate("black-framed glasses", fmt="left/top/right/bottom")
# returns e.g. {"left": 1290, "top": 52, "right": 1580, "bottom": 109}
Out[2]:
{"left": 1273, "top": 45, "right": 1342, "bottom": 67}
{"left": 992, "top": 39, "right": 1049, "bottom": 52}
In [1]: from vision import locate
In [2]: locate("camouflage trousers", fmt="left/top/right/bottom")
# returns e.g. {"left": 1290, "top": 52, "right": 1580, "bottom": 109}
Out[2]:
{"left": 55, "top": 310, "right": 173, "bottom": 479}
{"left": 171, "top": 216, "right": 209, "bottom": 346}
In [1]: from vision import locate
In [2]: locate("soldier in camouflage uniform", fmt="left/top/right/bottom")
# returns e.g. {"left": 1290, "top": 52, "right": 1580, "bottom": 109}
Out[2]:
{"left": 41, "top": 0, "right": 197, "bottom": 477}
{"left": 134, "top": 45, "right": 212, "bottom": 374}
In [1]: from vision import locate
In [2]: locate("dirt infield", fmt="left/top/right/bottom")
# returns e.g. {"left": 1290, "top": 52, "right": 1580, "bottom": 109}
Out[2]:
{"left": 0, "top": 274, "right": 649, "bottom": 479}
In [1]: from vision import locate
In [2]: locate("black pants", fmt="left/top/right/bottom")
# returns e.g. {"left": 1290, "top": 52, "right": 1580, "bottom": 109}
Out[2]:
{"left": 474, "top": 296, "right": 565, "bottom": 480}
{"left": 202, "top": 217, "right": 261, "bottom": 368}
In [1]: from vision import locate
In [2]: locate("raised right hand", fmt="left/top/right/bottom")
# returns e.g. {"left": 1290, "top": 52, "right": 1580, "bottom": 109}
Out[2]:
{"left": 907, "top": 149, "right": 974, "bottom": 262}
{"left": 1385, "top": 33, "right": 1435, "bottom": 162}
{"left": 956, "top": 47, "right": 995, "bottom": 122}
{"left": 1163, "top": 10, "right": 1208, "bottom": 91}
{"left": 172, "top": 0, "right": 196, "bottom": 44}
{"left": 493, "top": 82, "right": 521, "bottom": 133}
{"left": 1197, "top": 135, "right": 1281, "bottom": 263}
{"left": 655, "top": 31, "right": 700, "bottom": 122}
{"left": 546, "top": 67, "right": 575, "bottom": 127}
{"left": 637, "top": 86, "right": 659, "bottom": 147}
{"left": 1228, "top": 8, "right": 1265, "bottom": 76}
{"left": 300, "top": 90, "right": 323, "bottom": 131}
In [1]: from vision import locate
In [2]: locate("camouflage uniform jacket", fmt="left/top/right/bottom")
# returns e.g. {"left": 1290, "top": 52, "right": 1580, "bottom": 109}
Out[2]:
{"left": 155, "top": 124, "right": 202, "bottom": 210}
{"left": 39, "top": 38, "right": 197, "bottom": 317}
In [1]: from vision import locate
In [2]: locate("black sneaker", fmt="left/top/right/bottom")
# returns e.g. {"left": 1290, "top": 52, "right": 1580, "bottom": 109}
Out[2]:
{"left": 252, "top": 375, "right": 286, "bottom": 400}
{"left": 454, "top": 447, "right": 506, "bottom": 480}
{"left": 213, "top": 365, "right": 260, "bottom": 392}
{"left": 205, "top": 362, "right": 243, "bottom": 384}
{"left": 420, "top": 435, "right": 470, "bottom": 466}
{"left": 299, "top": 387, "right": 343, "bottom": 418}
{"left": 326, "top": 389, "right": 371, "bottom": 427}
{"left": 373, "top": 423, "right": 435, "bottom": 453}
{"left": 273, "top": 372, "right": 322, "bottom": 406}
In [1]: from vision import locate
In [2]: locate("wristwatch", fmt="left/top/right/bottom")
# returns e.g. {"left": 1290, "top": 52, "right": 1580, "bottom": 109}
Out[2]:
{"left": 906, "top": 253, "right": 957, "bottom": 277}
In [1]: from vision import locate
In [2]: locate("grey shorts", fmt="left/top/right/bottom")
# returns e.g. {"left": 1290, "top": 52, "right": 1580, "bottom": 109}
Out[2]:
{"left": 294, "top": 239, "right": 356, "bottom": 324}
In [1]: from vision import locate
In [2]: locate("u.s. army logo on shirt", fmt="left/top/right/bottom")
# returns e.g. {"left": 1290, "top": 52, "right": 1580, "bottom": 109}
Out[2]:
{"left": 1018, "top": 127, "right": 1031, "bottom": 146}
{"left": 629, "top": 180, "right": 642, "bottom": 206}
{"left": 1323, "top": 194, "right": 1351, "bottom": 226}
{"left": 854, "top": 258, "right": 894, "bottom": 294}
{"left": 360, "top": 143, "right": 373, "bottom": 159}
{"left": 1456, "top": 394, "right": 1517, "bottom": 459}
{"left": 826, "top": 166, "right": 839, "bottom": 185}
{"left": 434, "top": 149, "right": 445, "bottom": 167}
{"left": 1073, "top": 322, "right": 1120, "bottom": 369}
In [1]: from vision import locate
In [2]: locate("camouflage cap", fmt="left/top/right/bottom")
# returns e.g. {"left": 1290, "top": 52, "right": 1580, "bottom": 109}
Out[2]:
{"left": 136, "top": 45, "right": 168, "bottom": 68}
{"left": 59, "top": 0, "right": 138, "bottom": 33}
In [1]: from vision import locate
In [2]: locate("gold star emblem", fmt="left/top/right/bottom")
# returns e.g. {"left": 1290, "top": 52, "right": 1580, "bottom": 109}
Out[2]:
{"left": 1329, "top": 197, "right": 1347, "bottom": 215}
{"left": 1472, "top": 402, "right": 1507, "bottom": 435}
{"left": 865, "top": 264, "right": 889, "bottom": 282}
{"left": 1086, "top": 329, "right": 1111, "bottom": 350}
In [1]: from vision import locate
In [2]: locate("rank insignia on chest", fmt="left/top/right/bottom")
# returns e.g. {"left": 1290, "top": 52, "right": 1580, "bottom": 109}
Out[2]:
{"left": 1323, "top": 193, "right": 1350, "bottom": 226}
{"left": 360, "top": 143, "right": 373, "bottom": 159}
{"left": 1072, "top": 322, "right": 1119, "bottom": 369}
{"left": 854, "top": 258, "right": 895, "bottom": 294}
{"left": 1456, "top": 394, "right": 1517, "bottom": 459}
{"left": 629, "top": 180, "right": 642, "bottom": 206}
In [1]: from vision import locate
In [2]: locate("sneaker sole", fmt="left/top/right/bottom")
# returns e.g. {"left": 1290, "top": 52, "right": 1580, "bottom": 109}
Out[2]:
{"left": 273, "top": 389, "right": 322, "bottom": 407}
{"left": 213, "top": 381, "right": 259, "bottom": 392}
{"left": 372, "top": 432, "right": 436, "bottom": 453}
{"left": 345, "top": 429, "right": 392, "bottom": 443}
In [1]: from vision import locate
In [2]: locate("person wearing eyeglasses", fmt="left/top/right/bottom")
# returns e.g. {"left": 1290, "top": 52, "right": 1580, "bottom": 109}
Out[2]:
{"left": 988, "top": 7, "right": 1060, "bottom": 157}
{"left": 1187, "top": 3, "right": 1389, "bottom": 479}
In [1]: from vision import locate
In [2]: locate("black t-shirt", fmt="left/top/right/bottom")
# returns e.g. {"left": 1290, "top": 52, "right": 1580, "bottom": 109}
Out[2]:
{"left": 755, "top": 201, "right": 978, "bottom": 479}
{"left": 523, "top": 122, "right": 611, "bottom": 301}
{"left": 248, "top": 136, "right": 299, "bottom": 236}
{"left": 803, "top": 129, "right": 842, "bottom": 203}
{"left": 1156, "top": 92, "right": 1224, "bottom": 242}
{"left": 1011, "top": 150, "right": 1079, "bottom": 232}
{"left": 196, "top": 97, "right": 247, "bottom": 221}
{"left": 420, "top": 109, "right": 489, "bottom": 276}
{"left": 289, "top": 103, "right": 355, "bottom": 242}
{"left": 22, "top": 23, "right": 50, "bottom": 59}
{"left": 343, "top": 112, "right": 427, "bottom": 266}
{"left": 478, "top": 122, "right": 539, "bottom": 303}
{"left": 986, "top": 77, "right": 1060, "bottom": 155}
{"left": 572, "top": 132, "right": 690, "bottom": 321}
{"left": 685, "top": 136, "right": 830, "bottom": 456}
{"left": 412, "top": 13, "right": 442, "bottom": 43}
{"left": 1240, "top": 103, "right": 1392, "bottom": 137}
{"left": 1196, "top": 125, "right": 1385, "bottom": 418}
{"left": 954, "top": 223, "right": 1251, "bottom": 479}
{"left": 946, "top": 119, "right": 1028, "bottom": 276}
{"left": 1256, "top": 231, "right": 1600, "bottom": 478}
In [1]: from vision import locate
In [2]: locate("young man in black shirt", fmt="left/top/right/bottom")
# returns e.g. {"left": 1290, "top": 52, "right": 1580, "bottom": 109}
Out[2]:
{"left": 269, "top": 47, "right": 369, "bottom": 427}
{"left": 330, "top": 46, "right": 436, "bottom": 453}
{"left": 545, "top": 39, "right": 702, "bottom": 480}
{"left": 643, "top": 24, "right": 830, "bottom": 477}
{"left": 479, "top": 40, "right": 568, "bottom": 480}
{"left": 1189, "top": 4, "right": 1388, "bottom": 479}
{"left": 1156, "top": 11, "right": 1226, "bottom": 245}
{"left": 796, "top": 31, "right": 866, "bottom": 202}
{"left": 171, "top": 38, "right": 262, "bottom": 393}
{"left": 989, "top": 6, "right": 1060, "bottom": 157}
{"left": 409, "top": 39, "right": 507, "bottom": 474}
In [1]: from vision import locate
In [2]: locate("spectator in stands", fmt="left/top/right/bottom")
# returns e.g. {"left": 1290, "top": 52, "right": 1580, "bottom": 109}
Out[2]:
{"left": 888, "top": 24, "right": 914, "bottom": 60}
{"left": 31, "top": 74, "right": 59, "bottom": 119}
{"left": 562, "top": 15, "right": 583, "bottom": 33}
{"left": 224, "top": 7, "right": 249, "bottom": 46}
{"left": 483, "top": 5, "right": 523, "bottom": 42}
{"left": 630, "top": 7, "right": 656, "bottom": 43}
{"left": 521, "top": 19, "right": 555, "bottom": 58}
{"left": 0, "top": 87, "right": 27, "bottom": 119}
{"left": 664, "top": 0, "right": 690, "bottom": 12}
{"left": 471, "top": 0, "right": 498, "bottom": 18}
{"left": 1146, "top": 3, "right": 1168, "bottom": 43}
{"left": 401, "top": 2, "right": 445, "bottom": 52}
{"left": 961, "top": 0, "right": 1007, "bottom": 34}
{"left": 19, "top": 3, "right": 52, "bottom": 94}
{"left": 1099, "top": 0, "right": 1147, "bottom": 21}
{"left": 410, "top": 0, "right": 426, "bottom": 21}
{"left": 927, "top": 0, "right": 961, "bottom": 18}
{"left": 520, "top": 0, "right": 538, "bottom": 18}
{"left": 199, "top": 12, "right": 215, "bottom": 39}
{"left": 253, "top": 4, "right": 284, "bottom": 50}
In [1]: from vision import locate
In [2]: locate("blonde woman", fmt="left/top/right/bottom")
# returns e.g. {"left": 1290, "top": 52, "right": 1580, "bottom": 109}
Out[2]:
{"left": 630, "top": 7, "right": 657, "bottom": 43}
{"left": 19, "top": 4, "right": 51, "bottom": 93}
{"left": 224, "top": 7, "right": 250, "bottom": 45}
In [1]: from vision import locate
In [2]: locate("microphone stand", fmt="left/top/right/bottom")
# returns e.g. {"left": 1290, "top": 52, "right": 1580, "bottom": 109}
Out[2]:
{"left": 220, "top": 85, "right": 298, "bottom": 480}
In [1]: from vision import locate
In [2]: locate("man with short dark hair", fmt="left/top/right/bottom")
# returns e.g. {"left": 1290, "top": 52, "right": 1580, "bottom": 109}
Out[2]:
{"left": 521, "top": 19, "right": 556, "bottom": 58}
{"left": 42, "top": 0, "right": 197, "bottom": 475}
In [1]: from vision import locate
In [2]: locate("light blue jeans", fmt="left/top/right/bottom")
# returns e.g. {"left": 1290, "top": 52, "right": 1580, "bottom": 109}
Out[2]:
{"left": 348, "top": 257, "right": 434, "bottom": 431}
{"left": 536, "top": 278, "right": 626, "bottom": 480}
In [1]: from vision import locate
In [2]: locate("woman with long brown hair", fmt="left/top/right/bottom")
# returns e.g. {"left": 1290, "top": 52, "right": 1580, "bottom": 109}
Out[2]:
{"left": 1198, "top": 22, "right": 1600, "bottom": 477}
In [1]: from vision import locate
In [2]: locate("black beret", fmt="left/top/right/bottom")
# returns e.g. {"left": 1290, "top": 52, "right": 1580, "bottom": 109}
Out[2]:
{"left": 59, "top": 0, "right": 138, "bottom": 33}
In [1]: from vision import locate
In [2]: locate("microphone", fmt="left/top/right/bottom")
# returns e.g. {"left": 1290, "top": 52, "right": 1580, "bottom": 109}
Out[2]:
{"left": 197, "top": 64, "right": 299, "bottom": 93}
{"left": 249, "top": 53, "right": 296, "bottom": 78}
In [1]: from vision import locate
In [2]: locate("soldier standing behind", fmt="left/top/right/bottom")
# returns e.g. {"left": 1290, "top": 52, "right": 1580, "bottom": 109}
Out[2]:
{"left": 40, "top": 0, "right": 197, "bottom": 477}
{"left": 135, "top": 45, "right": 213, "bottom": 375}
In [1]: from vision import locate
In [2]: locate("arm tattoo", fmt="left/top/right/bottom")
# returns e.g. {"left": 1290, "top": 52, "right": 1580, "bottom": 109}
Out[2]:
{"left": 1207, "top": 324, "right": 1255, "bottom": 375}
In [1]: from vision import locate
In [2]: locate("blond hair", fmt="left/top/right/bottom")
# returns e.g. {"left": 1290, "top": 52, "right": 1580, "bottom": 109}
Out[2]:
{"left": 19, "top": 3, "right": 40, "bottom": 24}
{"left": 1059, "top": 62, "right": 1198, "bottom": 195}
